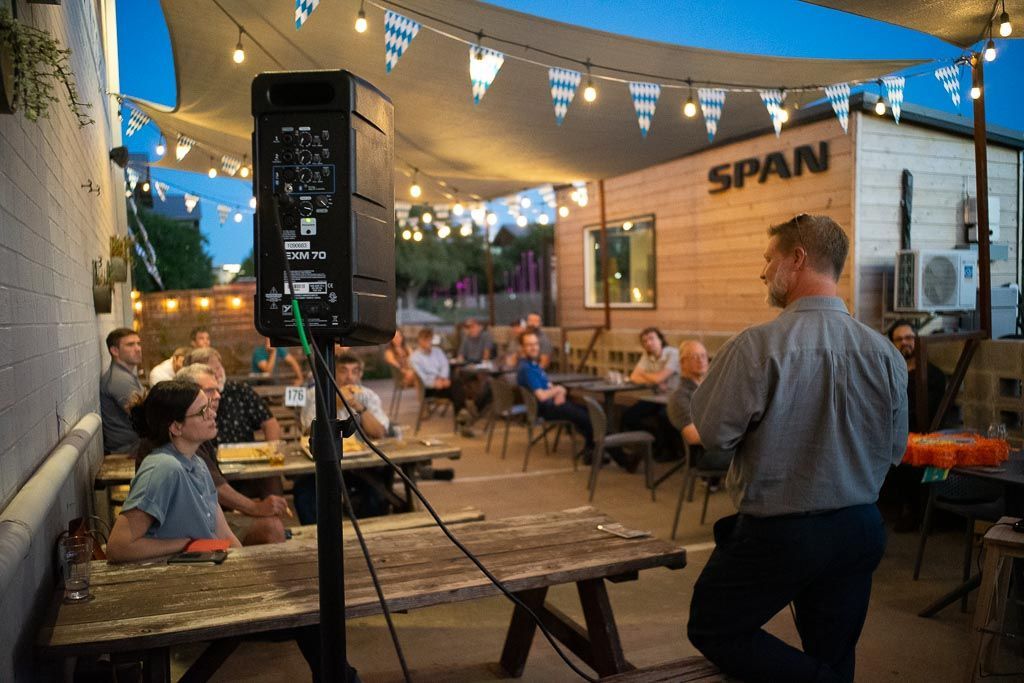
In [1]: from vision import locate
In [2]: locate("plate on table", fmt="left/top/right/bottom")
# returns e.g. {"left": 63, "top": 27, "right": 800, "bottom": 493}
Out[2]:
{"left": 217, "top": 442, "right": 278, "bottom": 464}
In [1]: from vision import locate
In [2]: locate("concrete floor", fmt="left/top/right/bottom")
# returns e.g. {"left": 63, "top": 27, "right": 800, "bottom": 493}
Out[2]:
{"left": 183, "top": 379, "right": 1022, "bottom": 682}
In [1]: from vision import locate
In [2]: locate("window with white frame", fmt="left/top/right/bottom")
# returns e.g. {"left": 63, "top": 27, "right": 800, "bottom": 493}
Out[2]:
{"left": 583, "top": 215, "right": 656, "bottom": 308}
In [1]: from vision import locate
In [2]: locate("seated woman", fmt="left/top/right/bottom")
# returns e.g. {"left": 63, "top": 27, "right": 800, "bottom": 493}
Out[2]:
{"left": 384, "top": 329, "right": 417, "bottom": 388}
{"left": 106, "top": 379, "right": 241, "bottom": 562}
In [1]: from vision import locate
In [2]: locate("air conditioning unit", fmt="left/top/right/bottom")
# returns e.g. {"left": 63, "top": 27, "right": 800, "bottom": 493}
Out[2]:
{"left": 894, "top": 249, "right": 978, "bottom": 312}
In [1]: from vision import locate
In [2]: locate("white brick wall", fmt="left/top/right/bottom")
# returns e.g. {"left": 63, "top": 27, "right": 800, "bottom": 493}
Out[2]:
{"left": 0, "top": 1, "right": 128, "bottom": 678}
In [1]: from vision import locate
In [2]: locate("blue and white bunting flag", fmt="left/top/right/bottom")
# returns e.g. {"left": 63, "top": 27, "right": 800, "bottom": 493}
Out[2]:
{"left": 295, "top": 0, "right": 319, "bottom": 29}
{"left": 759, "top": 89, "right": 784, "bottom": 137}
{"left": 184, "top": 194, "right": 199, "bottom": 214}
{"left": 882, "top": 76, "right": 906, "bottom": 124}
{"left": 125, "top": 107, "right": 149, "bottom": 137}
{"left": 384, "top": 10, "right": 420, "bottom": 73}
{"left": 548, "top": 67, "right": 581, "bottom": 125}
{"left": 628, "top": 81, "right": 661, "bottom": 138}
{"left": 824, "top": 83, "right": 851, "bottom": 133}
{"left": 934, "top": 65, "right": 960, "bottom": 109}
{"left": 175, "top": 134, "right": 195, "bottom": 161}
{"left": 126, "top": 166, "right": 139, "bottom": 191}
{"left": 697, "top": 88, "right": 725, "bottom": 142}
{"left": 470, "top": 46, "right": 504, "bottom": 104}
{"left": 220, "top": 155, "right": 242, "bottom": 177}
{"left": 153, "top": 181, "right": 168, "bottom": 203}
{"left": 217, "top": 204, "right": 230, "bottom": 225}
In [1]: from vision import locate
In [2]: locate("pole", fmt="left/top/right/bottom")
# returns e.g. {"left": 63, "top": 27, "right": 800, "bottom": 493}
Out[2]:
{"left": 311, "top": 337, "right": 345, "bottom": 680}
{"left": 971, "top": 55, "right": 992, "bottom": 338}
{"left": 485, "top": 227, "right": 495, "bottom": 326}
{"left": 598, "top": 179, "right": 611, "bottom": 330}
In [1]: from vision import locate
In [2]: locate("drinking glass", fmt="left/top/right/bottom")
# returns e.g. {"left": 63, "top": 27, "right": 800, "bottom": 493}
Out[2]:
{"left": 59, "top": 535, "right": 94, "bottom": 603}
{"left": 987, "top": 423, "right": 1008, "bottom": 441}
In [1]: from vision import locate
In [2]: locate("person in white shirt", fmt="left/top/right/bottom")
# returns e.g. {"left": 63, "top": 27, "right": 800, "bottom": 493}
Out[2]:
{"left": 301, "top": 352, "right": 389, "bottom": 438}
{"left": 149, "top": 347, "right": 188, "bottom": 385}
{"left": 410, "top": 326, "right": 481, "bottom": 430}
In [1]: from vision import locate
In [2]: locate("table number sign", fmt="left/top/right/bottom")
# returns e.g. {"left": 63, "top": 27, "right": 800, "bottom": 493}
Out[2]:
{"left": 284, "top": 386, "right": 308, "bottom": 407}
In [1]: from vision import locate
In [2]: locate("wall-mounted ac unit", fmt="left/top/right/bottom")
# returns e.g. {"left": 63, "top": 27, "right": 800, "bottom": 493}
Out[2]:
{"left": 895, "top": 249, "right": 978, "bottom": 312}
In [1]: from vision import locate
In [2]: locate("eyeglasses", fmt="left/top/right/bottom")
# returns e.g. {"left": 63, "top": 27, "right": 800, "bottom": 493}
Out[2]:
{"left": 184, "top": 401, "right": 212, "bottom": 420}
{"left": 200, "top": 387, "right": 221, "bottom": 398}
{"left": 793, "top": 213, "right": 809, "bottom": 248}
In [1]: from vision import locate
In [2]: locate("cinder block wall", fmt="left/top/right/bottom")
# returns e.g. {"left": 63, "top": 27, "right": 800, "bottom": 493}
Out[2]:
{"left": 0, "top": 1, "right": 125, "bottom": 678}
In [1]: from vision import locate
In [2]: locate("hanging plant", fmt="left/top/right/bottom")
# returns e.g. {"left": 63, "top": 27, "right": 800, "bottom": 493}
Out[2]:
{"left": 108, "top": 235, "right": 134, "bottom": 283}
{"left": 0, "top": 9, "right": 93, "bottom": 126}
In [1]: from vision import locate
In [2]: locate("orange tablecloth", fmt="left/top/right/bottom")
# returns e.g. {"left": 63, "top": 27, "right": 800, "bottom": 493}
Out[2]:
{"left": 902, "top": 432, "right": 1011, "bottom": 469}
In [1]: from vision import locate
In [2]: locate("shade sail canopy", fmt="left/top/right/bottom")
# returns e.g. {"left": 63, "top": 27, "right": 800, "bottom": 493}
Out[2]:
{"left": 131, "top": 0, "right": 924, "bottom": 203}
{"left": 802, "top": 0, "right": 1024, "bottom": 48}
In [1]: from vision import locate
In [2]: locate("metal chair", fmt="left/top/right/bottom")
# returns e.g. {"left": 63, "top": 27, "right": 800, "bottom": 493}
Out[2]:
{"left": 671, "top": 442, "right": 731, "bottom": 539}
{"left": 913, "top": 473, "right": 1005, "bottom": 611}
{"left": 388, "top": 366, "right": 411, "bottom": 420}
{"left": 413, "top": 376, "right": 457, "bottom": 435}
{"left": 519, "top": 388, "right": 579, "bottom": 472}
{"left": 484, "top": 378, "right": 528, "bottom": 459}
{"left": 581, "top": 396, "right": 654, "bottom": 502}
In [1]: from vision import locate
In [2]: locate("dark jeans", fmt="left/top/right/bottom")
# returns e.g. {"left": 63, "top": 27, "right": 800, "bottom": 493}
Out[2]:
{"left": 292, "top": 466, "right": 394, "bottom": 525}
{"left": 539, "top": 399, "right": 593, "bottom": 448}
{"left": 688, "top": 504, "right": 886, "bottom": 683}
{"left": 621, "top": 401, "right": 677, "bottom": 458}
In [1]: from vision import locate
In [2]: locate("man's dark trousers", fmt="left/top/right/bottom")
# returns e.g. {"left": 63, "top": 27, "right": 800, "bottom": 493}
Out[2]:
{"left": 688, "top": 504, "right": 886, "bottom": 683}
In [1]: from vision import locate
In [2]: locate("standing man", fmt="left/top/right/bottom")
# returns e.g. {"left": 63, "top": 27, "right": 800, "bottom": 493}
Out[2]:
{"left": 687, "top": 214, "right": 908, "bottom": 682}
{"left": 526, "top": 312, "right": 553, "bottom": 369}
{"left": 100, "top": 328, "right": 144, "bottom": 454}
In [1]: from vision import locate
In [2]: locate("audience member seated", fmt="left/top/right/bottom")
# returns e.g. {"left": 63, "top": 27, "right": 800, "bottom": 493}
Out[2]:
{"left": 106, "top": 379, "right": 351, "bottom": 681}
{"left": 411, "top": 327, "right": 487, "bottom": 433}
{"left": 189, "top": 325, "right": 211, "bottom": 349}
{"left": 884, "top": 320, "right": 952, "bottom": 532}
{"left": 252, "top": 337, "right": 304, "bottom": 385}
{"left": 177, "top": 363, "right": 289, "bottom": 544}
{"left": 666, "top": 340, "right": 734, "bottom": 480}
{"left": 100, "top": 328, "right": 144, "bottom": 454}
{"left": 149, "top": 346, "right": 188, "bottom": 385}
{"left": 185, "top": 347, "right": 284, "bottom": 497}
{"left": 384, "top": 329, "right": 417, "bottom": 388}
{"left": 296, "top": 353, "right": 393, "bottom": 523}
{"left": 456, "top": 317, "right": 495, "bottom": 363}
{"left": 525, "top": 312, "right": 553, "bottom": 369}
{"left": 501, "top": 319, "right": 527, "bottom": 371}
{"left": 621, "top": 327, "right": 682, "bottom": 463}
{"left": 516, "top": 329, "right": 594, "bottom": 460}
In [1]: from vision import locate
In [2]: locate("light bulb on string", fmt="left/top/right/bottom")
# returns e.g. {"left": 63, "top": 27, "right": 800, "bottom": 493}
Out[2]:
{"left": 142, "top": 181, "right": 150, "bottom": 192}
{"left": 422, "top": 211, "right": 433, "bottom": 224}
{"left": 208, "top": 158, "right": 218, "bottom": 178}
{"left": 874, "top": 81, "right": 886, "bottom": 116}
{"left": 437, "top": 224, "right": 451, "bottom": 239}
{"left": 984, "top": 39, "right": 997, "bottom": 62}
{"left": 232, "top": 28, "right": 245, "bottom": 64}
{"left": 409, "top": 170, "right": 422, "bottom": 199}
{"left": 412, "top": 230, "right": 423, "bottom": 242}
{"left": 537, "top": 214, "right": 550, "bottom": 226}
{"left": 239, "top": 163, "right": 250, "bottom": 178}
{"left": 452, "top": 202, "right": 464, "bottom": 216}
{"left": 355, "top": 1, "right": 367, "bottom": 33}
{"left": 558, "top": 205, "right": 569, "bottom": 218}
{"left": 402, "top": 229, "right": 412, "bottom": 240}
{"left": 249, "top": 197, "right": 257, "bottom": 209}
{"left": 470, "top": 207, "right": 486, "bottom": 224}
{"left": 155, "top": 141, "right": 166, "bottom": 157}
{"left": 683, "top": 79, "right": 697, "bottom": 118}
{"left": 520, "top": 196, "right": 531, "bottom": 209}
{"left": 486, "top": 212, "right": 498, "bottom": 226}
{"left": 460, "top": 222, "right": 473, "bottom": 237}
{"left": 999, "top": 8, "right": 1012, "bottom": 37}
{"left": 777, "top": 107, "right": 790, "bottom": 124}
{"left": 970, "top": 85, "right": 982, "bottom": 100}
{"left": 583, "top": 58, "right": 597, "bottom": 103}
{"left": 577, "top": 194, "right": 589, "bottom": 207}
{"left": 233, "top": 211, "right": 243, "bottom": 223}
{"left": 516, "top": 214, "right": 528, "bottom": 228}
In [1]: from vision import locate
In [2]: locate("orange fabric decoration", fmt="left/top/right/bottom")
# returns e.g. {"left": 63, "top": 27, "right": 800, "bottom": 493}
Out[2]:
{"left": 902, "top": 432, "right": 1011, "bottom": 469}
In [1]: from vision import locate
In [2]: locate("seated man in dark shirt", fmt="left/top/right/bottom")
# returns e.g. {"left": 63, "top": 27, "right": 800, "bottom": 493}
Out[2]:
{"left": 516, "top": 330, "right": 594, "bottom": 459}
{"left": 666, "top": 341, "right": 734, "bottom": 480}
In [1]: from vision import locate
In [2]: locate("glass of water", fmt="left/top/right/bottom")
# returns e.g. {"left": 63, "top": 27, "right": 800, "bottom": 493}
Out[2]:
{"left": 987, "top": 423, "right": 1008, "bottom": 441}
{"left": 59, "top": 535, "right": 94, "bottom": 603}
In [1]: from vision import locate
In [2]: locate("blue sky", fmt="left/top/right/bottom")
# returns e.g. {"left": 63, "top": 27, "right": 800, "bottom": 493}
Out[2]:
{"left": 116, "top": 0, "right": 1023, "bottom": 264}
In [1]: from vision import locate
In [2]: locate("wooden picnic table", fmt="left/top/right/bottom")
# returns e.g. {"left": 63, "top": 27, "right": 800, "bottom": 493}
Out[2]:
{"left": 96, "top": 439, "right": 461, "bottom": 513}
{"left": 37, "top": 506, "right": 685, "bottom": 680}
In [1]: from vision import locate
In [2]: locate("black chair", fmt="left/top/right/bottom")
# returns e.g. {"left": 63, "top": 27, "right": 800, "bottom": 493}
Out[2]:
{"left": 671, "top": 442, "right": 731, "bottom": 539}
{"left": 519, "top": 388, "right": 578, "bottom": 472}
{"left": 913, "top": 473, "right": 1005, "bottom": 611}
{"left": 483, "top": 378, "right": 528, "bottom": 459}
{"left": 413, "top": 375, "right": 457, "bottom": 435}
{"left": 581, "top": 396, "right": 654, "bottom": 502}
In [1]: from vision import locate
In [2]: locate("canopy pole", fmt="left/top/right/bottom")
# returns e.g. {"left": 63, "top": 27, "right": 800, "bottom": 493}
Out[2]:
{"left": 971, "top": 54, "right": 992, "bottom": 339}
{"left": 598, "top": 179, "right": 611, "bottom": 330}
{"left": 485, "top": 228, "right": 495, "bottom": 326}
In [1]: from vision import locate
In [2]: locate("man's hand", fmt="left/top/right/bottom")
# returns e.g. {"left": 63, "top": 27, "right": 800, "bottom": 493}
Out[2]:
{"left": 434, "top": 378, "right": 451, "bottom": 389}
{"left": 253, "top": 495, "right": 292, "bottom": 518}
{"left": 341, "top": 385, "right": 365, "bottom": 413}
{"left": 553, "top": 385, "right": 567, "bottom": 405}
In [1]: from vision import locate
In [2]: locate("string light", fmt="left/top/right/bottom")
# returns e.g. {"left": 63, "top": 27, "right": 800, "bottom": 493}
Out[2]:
{"left": 402, "top": 229, "right": 412, "bottom": 240}
{"left": 413, "top": 230, "right": 423, "bottom": 242}
{"left": 230, "top": 296, "right": 243, "bottom": 309}
{"left": 776, "top": 90, "right": 789, "bottom": 124}
{"left": 516, "top": 214, "right": 528, "bottom": 227}
{"left": 558, "top": 205, "right": 569, "bottom": 218}
{"left": 486, "top": 212, "right": 498, "bottom": 226}
{"left": 355, "top": 0, "right": 368, "bottom": 33}
{"left": 409, "top": 169, "right": 422, "bottom": 198}
{"left": 239, "top": 157, "right": 250, "bottom": 178}
{"left": 234, "top": 211, "right": 243, "bottom": 222}
{"left": 133, "top": 300, "right": 143, "bottom": 313}
{"left": 208, "top": 157, "right": 218, "bottom": 178}
{"left": 582, "top": 58, "right": 597, "bottom": 103}
{"left": 249, "top": 196, "right": 257, "bottom": 209}
{"left": 232, "top": 28, "right": 245, "bottom": 64}
{"left": 198, "top": 297, "right": 210, "bottom": 309}
{"left": 155, "top": 140, "right": 166, "bottom": 157}
{"left": 683, "top": 79, "right": 697, "bottom": 118}
{"left": 999, "top": 2, "right": 1012, "bottom": 37}
{"left": 875, "top": 81, "right": 886, "bottom": 115}
{"left": 164, "top": 298, "right": 179, "bottom": 311}
{"left": 970, "top": 85, "right": 982, "bottom": 100}
{"left": 437, "top": 224, "right": 451, "bottom": 238}
{"left": 452, "top": 202, "right": 464, "bottom": 216}
{"left": 460, "top": 222, "right": 473, "bottom": 237}
{"left": 142, "top": 181, "right": 150, "bottom": 192}
{"left": 422, "top": 211, "right": 433, "bottom": 224}
{"left": 984, "top": 39, "right": 997, "bottom": 62}
{"left": 130, "top": 290, "right": 140, "bottom": 300}
{"left": 520, "top": 196, "right": 531, "bottom": 208}
{"left": 537, "top": 214, "right": 550, "bottom": 225}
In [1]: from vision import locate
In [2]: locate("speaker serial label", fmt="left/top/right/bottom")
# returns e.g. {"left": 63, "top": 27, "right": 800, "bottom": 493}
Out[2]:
{"left": 285, "top": 241, "right": 310, "bottom": 250}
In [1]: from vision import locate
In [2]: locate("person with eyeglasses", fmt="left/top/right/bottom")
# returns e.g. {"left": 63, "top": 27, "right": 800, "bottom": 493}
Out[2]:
{"left": 106, "top": 379, "right": 241, "bottom": 562}
{"left": 686, "top": 214, "right": 908, "bottom": 683}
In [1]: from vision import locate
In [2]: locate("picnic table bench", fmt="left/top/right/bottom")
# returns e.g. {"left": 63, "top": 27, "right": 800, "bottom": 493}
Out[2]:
{"left": 38, "top": 506, "right": 686, "bottom": 680}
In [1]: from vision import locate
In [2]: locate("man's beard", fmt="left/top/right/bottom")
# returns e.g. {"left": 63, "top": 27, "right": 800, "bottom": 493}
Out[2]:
{"left": 765, "top": 266, "right": 793, "bottom": 308}
{"left": 898, "top": 344, "right": 914, "bottom": 360}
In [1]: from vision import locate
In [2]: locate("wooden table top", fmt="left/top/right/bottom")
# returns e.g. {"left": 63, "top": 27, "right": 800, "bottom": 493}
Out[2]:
{"left": 37, "top": 507, "right": 686, "bottom": 656}
{"left": 547, "top": 372, "right": 598, "bottom": 385}
{"left": 635, "top": 393, "right": 669, "bottom": 405}
{"left": 572, "top": 381, "right": 649, "bottom": 394}
{"left": 96, "top": 439, "right": 461, "bottom": 486}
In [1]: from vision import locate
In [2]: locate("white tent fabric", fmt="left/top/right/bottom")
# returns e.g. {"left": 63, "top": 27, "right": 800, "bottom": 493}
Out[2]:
{"left": 131, "top": 0, "right": 924, "bottom": 202}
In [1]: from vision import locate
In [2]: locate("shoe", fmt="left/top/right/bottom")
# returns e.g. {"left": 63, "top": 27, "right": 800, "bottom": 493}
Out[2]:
{"left": 459, "top": 426, "right": 477, "bottom": 438}
{"left": 430, "top": 467, "right": 455, "bottom": 481}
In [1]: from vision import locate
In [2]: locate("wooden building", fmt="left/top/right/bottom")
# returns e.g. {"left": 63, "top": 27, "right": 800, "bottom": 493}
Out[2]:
{"left": 554, "top": 93, "right": 1023, "bottom": 334}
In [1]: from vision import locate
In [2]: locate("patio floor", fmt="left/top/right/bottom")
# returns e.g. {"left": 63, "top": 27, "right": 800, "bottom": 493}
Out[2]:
{"left": 177, "top": 378, "right": 1018, "bottom": 682}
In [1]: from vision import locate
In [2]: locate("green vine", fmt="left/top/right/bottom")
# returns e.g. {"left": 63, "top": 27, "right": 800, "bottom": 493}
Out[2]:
{"left": 0, "top": 10, "right": 93, "bottom": 127}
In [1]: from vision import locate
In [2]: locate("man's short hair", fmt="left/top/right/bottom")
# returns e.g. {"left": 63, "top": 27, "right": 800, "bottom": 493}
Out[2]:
{"left": 887, "top": 319, "right": 917, "bottom": 341}
{"left": 679, "top": 340, "right": 706, "bottom": 359}
{"left": 184, "top": 346, "right": 222, "bottom": 366}
{"left": 106, "top": 328, "right": 137, "bottom": 352}
{"left": 464, "top": 317, "right": 480, "bottom": 328}
{"left": 417, "top": 327, "right": 434, "bottom": 340}
{"left": 175, "top": 363, "right": 217, "bottom": 383}
{"left": 639, "top": 326, "right": 666, "bottom": 346}
{"left": 518, "top": 329, "right": 539, "bottom": 346}
{"left": 768, "top": 214, "right": 850, "bottom": 280}
{"left": 336, "top": 352, "right": 363, "bottom": 369}
{"left": 189, "top": 326, "right": 209, "bottom": 342}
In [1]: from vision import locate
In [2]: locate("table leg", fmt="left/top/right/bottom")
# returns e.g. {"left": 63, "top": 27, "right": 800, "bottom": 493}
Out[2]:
{"left": 967, "top": 547, "right": 1015, "bottom": 681}
{"left": 400, "top": 463, "right": 416, "bottom": 512}
{"left": 604, "top": 394, "right": 617, "bottom": 432}
{"left": 577, "top": 578, "right": 631, "bottom": 676}
{"left": 499, "top": 587, "right": 548, "bottom": 677}
{"left": 140, "top": 648, "right": 170, "bottom": 683}
{"left": 919, "top": 573, "right": 982, "bottom": 618}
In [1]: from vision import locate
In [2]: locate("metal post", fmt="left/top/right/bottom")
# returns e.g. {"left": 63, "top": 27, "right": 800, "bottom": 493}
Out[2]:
{"left": 971, "top": 55, "right": 992, "bottom": 339}
{"left": 311, "top": 337, "right": 345, "bottom": 681}
{"left": 485, "top": 227, "right": 496, "bottom": 326}
{"left": 598, "top": 179, "right": 611, "bottom": 330}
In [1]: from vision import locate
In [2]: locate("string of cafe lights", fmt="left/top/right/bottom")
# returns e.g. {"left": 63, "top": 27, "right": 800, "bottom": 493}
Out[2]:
{"left": 125, "top": 163, "right": 257, "bottom": 224}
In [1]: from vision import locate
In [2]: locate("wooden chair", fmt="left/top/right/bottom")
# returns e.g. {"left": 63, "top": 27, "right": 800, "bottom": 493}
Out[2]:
{"left": 413, "top": 375, "right": 457, "bottom": 435}
{"left": 388, "top": 366, "right": 411, "bottom": 420}
{"left": 671, "top": 442, "right": 731, "bottom": 539}
{"left": 581, "top": 396, "right": 654, "bottom": 502}
{"left": 484, "top": 378, "right": 528, "bottom": 459}
{"left": 519, "top": 388, "right": 578, "bottom": 472}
